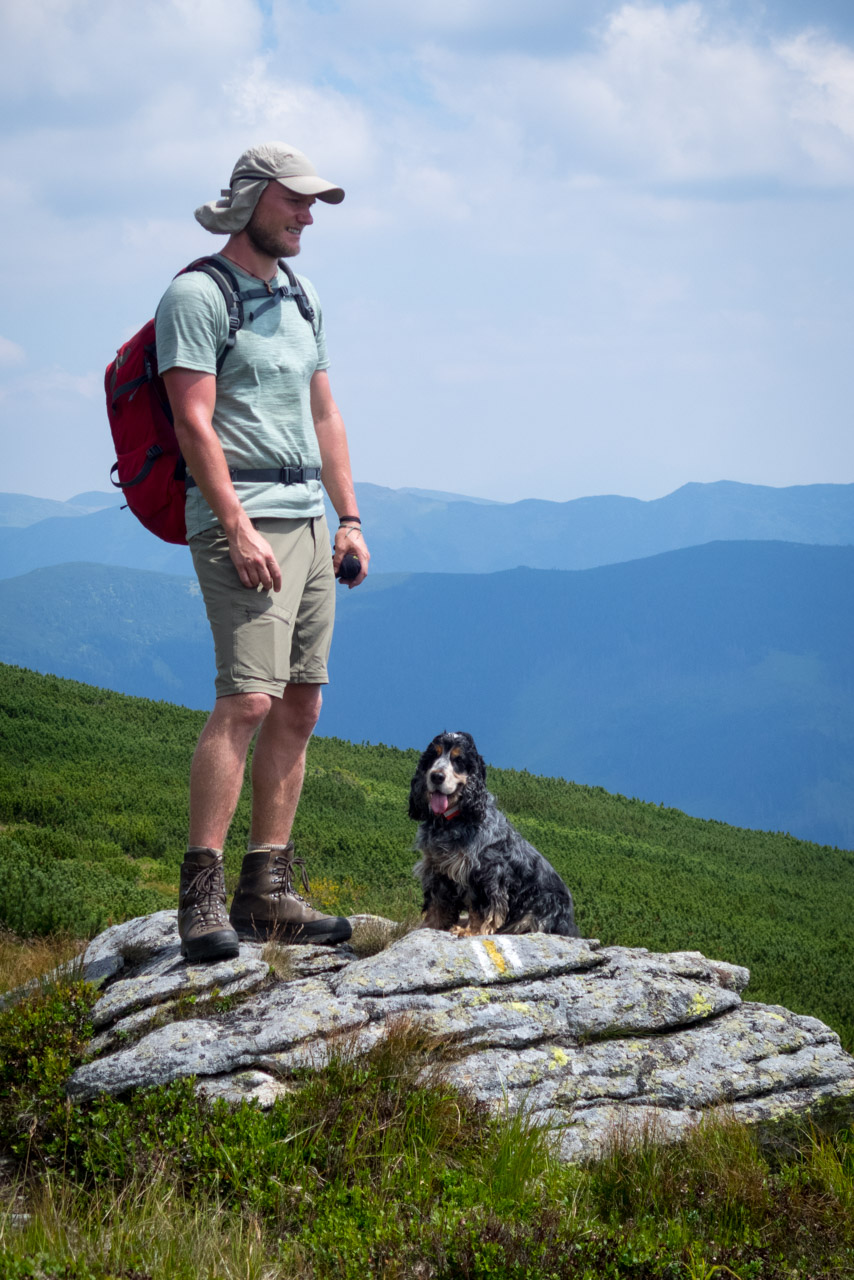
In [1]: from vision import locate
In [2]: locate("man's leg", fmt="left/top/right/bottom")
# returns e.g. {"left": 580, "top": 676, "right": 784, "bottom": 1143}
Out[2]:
{"left": 188, "top": 692, "right": 273, "bottom": 849}
{"left": 179, "top": 692, "right": 271, "bottom": 963}
{"left": 229, "top": 682, "right": 350, "bottom": 945}
{"left": 249, "top": 683, "right": 323, "bottom": 844}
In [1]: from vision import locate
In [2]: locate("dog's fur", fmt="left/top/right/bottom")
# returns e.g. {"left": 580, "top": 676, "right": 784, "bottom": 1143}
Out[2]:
{"left": 410, "top": 731, "right": 578, "bottom": 937}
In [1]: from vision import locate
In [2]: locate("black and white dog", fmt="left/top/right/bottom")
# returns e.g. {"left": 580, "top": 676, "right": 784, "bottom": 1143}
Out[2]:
{"left": 409, "top": 731, "right": 578, "bottom": 937}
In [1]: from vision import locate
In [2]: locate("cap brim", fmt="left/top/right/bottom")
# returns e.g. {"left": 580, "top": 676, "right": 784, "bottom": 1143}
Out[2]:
{"left": 275, "top": 175, "right": 344, "bottom": 204}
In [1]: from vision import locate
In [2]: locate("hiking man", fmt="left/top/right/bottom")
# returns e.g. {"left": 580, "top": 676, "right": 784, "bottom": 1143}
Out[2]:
{"left": 156, "top": 142, "right": 368, "bottom": 962}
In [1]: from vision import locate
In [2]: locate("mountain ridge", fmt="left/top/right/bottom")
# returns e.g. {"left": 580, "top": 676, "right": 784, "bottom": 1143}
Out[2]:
{"left": 2, "top": 478, "right": 853, "bottom": 579}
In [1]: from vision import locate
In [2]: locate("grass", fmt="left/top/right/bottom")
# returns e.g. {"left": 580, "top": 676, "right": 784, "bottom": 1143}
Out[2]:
{"left": 0, "top": 929, "right": 85, "bottom": 998}
{"left": 348, "top": 914, "right": 417, "bottom": 958}
{"left": 1, "top": 960, "right": 854, "bottom": 1279}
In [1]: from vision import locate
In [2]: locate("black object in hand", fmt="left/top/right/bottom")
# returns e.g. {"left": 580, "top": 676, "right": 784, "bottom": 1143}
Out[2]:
{"left": 336, "top": 553, "right": 361, "bottom": 582}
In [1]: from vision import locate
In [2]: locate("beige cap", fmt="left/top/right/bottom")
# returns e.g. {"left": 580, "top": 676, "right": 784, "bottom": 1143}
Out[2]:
{"left": 195, "top": 142, "right": 345, "bottom": 234}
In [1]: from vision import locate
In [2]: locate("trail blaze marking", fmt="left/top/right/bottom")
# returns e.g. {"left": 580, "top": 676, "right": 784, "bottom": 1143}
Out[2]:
{"left": 499, "top": 938, "right": 523, "bottom": 971}
{"left": 471, "top": 941, "right": 494, "bottom": 976}
{"left": 481, "top": 939, "right": 507, "bottom": 973}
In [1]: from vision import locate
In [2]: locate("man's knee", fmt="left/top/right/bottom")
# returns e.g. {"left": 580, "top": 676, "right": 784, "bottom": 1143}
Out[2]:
{"left": 213, "top": 692, "right": 275, "bottom": 737}
{"left": 279, "top": 684, "right": 323, "bottom": 740}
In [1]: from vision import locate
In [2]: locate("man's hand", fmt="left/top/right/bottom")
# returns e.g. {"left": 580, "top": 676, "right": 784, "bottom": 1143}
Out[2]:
{"left": 227, "top": 515, "right": 283, "bottom": 592}
{"left": 333, "top": 524, "right": 369, "bottom": 588}
{"left": 311, "top": 370, "right": 370, "bottom": 589}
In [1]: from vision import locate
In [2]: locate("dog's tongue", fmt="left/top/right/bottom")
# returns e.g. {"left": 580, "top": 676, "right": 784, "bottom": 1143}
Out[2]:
{"left": 430, "top": 793, "right": 450, "bottom": 815}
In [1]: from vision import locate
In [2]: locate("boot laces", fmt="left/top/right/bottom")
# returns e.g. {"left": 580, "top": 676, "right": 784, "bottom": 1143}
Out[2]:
{"left": 272, "top": 851, "right": 312, "bottom": 904}
{"left": 183, "top": 862, "right": 227, "bottom": 923}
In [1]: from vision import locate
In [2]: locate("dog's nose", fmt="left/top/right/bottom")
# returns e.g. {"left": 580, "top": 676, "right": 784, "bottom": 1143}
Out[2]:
{"left": 430, "top": 769, "right": 445, "bottom": 784}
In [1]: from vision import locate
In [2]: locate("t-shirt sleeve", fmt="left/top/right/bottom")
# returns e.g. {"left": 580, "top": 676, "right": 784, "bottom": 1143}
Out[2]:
{"left": 155, "top": 272, "right": 228, "bottom": 376}
{"left": 300, "top": 277, "right": 330, "bottom": 371}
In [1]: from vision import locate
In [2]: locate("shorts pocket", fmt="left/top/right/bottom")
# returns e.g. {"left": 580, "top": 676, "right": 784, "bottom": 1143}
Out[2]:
{"left": 231, "top": 595, "right": 294, "bottom": 683}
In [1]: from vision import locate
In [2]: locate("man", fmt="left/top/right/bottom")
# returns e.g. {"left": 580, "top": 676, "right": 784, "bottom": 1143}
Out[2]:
{"left": 156, "top": 142, "right": 369, "bottom": 962}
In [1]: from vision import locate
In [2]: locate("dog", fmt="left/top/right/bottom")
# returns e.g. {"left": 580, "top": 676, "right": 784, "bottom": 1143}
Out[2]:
{"left": 409, "top": 731, "right": 578, "bottom": 937}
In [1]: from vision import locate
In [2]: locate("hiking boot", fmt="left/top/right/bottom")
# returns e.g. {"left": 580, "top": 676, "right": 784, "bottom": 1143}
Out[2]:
{"left": 178, "top": 848, "right": 240, "bottom": 962}
{"left": 229, "top": 843, "right": 352, "bottom": 945}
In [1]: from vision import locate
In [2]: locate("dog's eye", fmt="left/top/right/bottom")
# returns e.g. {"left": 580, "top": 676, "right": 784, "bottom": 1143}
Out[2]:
{"left": 450, "top": 747, "right": 462, "bottom": 760}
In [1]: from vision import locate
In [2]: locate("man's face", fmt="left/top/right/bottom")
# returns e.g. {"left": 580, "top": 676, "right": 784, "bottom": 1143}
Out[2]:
{"left": 245, "top": 182, "right": 315, "bottom": 259}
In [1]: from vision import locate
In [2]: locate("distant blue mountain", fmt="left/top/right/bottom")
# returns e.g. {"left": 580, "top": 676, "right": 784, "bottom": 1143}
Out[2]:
{"left": 0, "top": 563, "right": 209, "bottom": 703}
{"left": 2, "top": 541, "right": 853, "bottom": 849}
{"left": 1, "top": 480, "right": 852, "bottom": 579}
{"left": 0, "top": 490, "right": 120, "bottom": 528}
{"left": 0, "top": 507, "right": 194, "bottom": 579}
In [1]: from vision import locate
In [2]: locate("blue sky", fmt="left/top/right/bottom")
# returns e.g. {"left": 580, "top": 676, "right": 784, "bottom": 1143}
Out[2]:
{"left": 2, "top": 0, "right": 854, "bottom": 504}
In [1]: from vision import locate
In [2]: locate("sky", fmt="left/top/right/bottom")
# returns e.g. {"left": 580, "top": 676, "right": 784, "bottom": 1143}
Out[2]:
{"left": 2, "top": 0, "right": 854, "bottom": 505}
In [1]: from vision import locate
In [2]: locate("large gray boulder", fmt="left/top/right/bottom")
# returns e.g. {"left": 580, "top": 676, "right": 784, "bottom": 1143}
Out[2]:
{"left": 66, "top": 916, "right": 854, "bottom": 1163}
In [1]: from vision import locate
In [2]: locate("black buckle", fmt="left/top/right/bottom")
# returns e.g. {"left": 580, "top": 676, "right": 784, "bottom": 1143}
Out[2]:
{"left": 280, "top": 466, "right": 298, "bottom": 485}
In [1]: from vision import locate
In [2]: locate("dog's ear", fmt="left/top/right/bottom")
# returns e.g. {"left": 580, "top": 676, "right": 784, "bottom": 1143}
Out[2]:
{"left": 409, "top": 764, "right": 429, "bottom": 821}
{"left": 460, "top": 768, "right": 488, "bottom": 824}
{"left": 458, "top": 733, "right": 486, "bottom": 783}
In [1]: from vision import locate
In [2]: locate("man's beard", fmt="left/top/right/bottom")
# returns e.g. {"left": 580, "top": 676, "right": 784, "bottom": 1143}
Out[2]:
{"left": 245, "top": 208, "right": 299, "bottom": 259}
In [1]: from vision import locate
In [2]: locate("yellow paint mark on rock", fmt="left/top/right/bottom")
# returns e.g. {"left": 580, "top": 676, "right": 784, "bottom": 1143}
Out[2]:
{"left": 482, "top": 939, "right": 507, "bottom": 973}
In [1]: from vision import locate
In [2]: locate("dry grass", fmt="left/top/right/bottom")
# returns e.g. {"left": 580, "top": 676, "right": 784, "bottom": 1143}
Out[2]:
{"left": 348, "top": 913, "right": 418, "bottom": 958}
{"left": 260, "top": 936, "right": 298, "bottom": 982}
{"left": 1, "top": 1172, "right": 280, "bottom": 1280}
{"left": 0, "top": 928, "right": 85, "bottom": 996}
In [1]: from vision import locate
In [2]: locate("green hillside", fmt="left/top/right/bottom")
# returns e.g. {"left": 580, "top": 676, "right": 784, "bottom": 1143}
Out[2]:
{"left": 1, "top": 661, "right": 852, "bottom": 1050}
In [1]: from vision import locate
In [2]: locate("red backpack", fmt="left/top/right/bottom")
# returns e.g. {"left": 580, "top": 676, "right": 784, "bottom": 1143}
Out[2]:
{"left": 105, "top": 256, "right": 315, "bottom": 544}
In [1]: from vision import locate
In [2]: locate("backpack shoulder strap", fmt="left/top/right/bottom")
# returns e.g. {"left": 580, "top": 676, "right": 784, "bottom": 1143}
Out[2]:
{"left": 174, "top": 256, "right": 317, "bottom": 373}
{"left": 180, "top": 256, "right": 245, "bottom": 375}
{"left": 277, "top": 259, "right": 317, "bottom": 335}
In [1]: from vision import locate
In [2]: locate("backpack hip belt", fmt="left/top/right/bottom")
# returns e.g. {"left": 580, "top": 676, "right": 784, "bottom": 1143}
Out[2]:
{"left": 185, "top": 466, "right": 321, "bottom": 490}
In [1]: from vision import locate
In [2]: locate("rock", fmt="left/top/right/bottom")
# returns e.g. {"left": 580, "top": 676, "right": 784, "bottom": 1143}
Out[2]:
{"left": 333, "top": 930, "right": 603, "bottom": 998}
{"left": 81, "top": 910, "right": 181, "bottom": 985}
{"left": 348, "top": 914, "right": 398, "bottom": 931}
{"left": 68, "top": 977, "right": 370, "bottom": 1097}
{"left": 90, "top": 944, "right": 269, "bottom": 1029}
{"left": 63, "top": 915, "right": 854, "bottom": 1163}
{"left": 195, "top": 1069, "right": 294, "bottom": 1108}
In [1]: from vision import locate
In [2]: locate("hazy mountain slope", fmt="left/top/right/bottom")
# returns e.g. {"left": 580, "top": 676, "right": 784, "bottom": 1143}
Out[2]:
{"left": 346, "top": 479, "right": 854, "bottom": 574}
{"left": 323, "top": 541, "right": 854, "bottom": 847}
{"left": 0, "top": 490, "right": 120, "bottom": 528}
{"left": 1, "top": 542, "right": 852, "bottom": 847}
{"left": 0, "top": 507, "right": 194, "bottom": 579}
{"left": 2, "top": 480, "right": 853, "bottom": 579}
{"left": 0, "top": 562, "right": 209, "bottom": 702}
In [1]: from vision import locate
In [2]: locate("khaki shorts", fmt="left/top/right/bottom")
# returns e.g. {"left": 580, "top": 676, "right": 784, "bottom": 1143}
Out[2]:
{"left": 190, "top": 516, "right": 335, "bottom": 698}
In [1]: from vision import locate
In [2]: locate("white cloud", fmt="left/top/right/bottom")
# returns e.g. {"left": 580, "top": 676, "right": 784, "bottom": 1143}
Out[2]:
{"left": 417, "top": 3, "right": 854, "bottom": 189}
{"left": 0, "top": 0, "right": 262, "bottom": 101}
{"left": 0, "top": 337, "right": 26, "bottom": 368}
{"left": 778, "top": 31, "right": 854, "bottom": 179}
{"left": 11, "top": 368, "right": 101, "bottom": 400}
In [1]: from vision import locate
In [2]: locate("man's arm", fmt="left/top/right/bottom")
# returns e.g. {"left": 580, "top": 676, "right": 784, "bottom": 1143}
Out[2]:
{"left": 311, "top": 370, "right": 370, "bottom": 588}
{"left": 162, "top": 368, "right": 282, "bottom": 592}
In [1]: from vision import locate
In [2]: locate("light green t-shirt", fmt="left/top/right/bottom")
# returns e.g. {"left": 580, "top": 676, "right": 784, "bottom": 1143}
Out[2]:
{"left": 155, "top": 254, "right": 330, "bottom": 538}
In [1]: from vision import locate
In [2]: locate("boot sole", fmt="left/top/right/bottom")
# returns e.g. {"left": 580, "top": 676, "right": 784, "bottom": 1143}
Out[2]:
{"left": 230, "top": 916, "right": 352, "bottom": 946}
{"left": 180, "top": 930, "right": 240, "bottom": 963}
